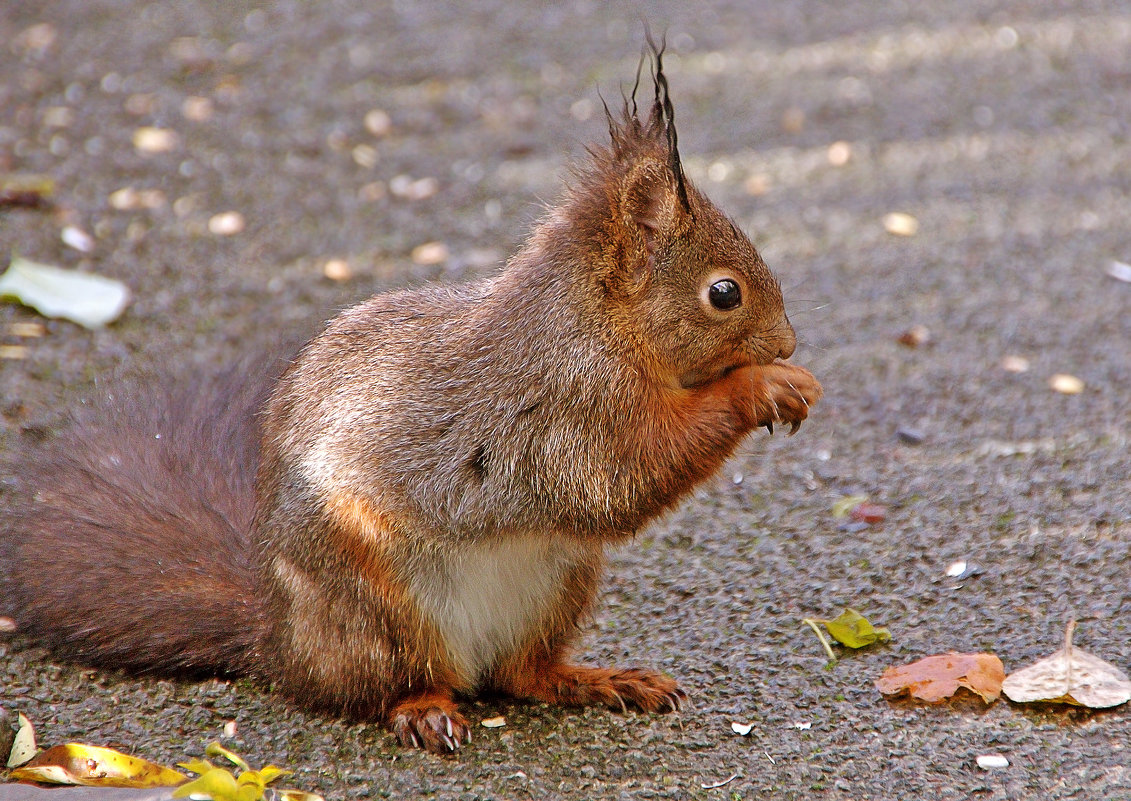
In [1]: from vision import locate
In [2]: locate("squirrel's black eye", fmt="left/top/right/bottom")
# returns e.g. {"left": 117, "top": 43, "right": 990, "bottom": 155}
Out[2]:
{"left": 708, "top": 279, "right": 742, "bottom": 311}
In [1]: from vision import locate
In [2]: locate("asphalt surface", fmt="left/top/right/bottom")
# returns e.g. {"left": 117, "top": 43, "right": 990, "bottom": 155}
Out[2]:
{"left": 2, "top": 1, "right": 1129, "bottom": 799}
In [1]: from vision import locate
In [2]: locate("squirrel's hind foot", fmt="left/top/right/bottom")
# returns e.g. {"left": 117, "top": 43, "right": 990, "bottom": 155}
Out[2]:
{"left": 509, "top": 663, "right": 686, "bottom": 715}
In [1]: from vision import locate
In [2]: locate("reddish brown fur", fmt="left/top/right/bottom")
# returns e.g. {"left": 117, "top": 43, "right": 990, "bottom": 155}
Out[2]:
{"left": 0, "top": 48, "right": 820, "bottom": 754}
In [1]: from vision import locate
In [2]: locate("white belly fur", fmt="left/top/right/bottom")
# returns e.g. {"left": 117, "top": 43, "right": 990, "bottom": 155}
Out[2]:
{"left": 403, "top": 533, "right": 591, "bottom": 686}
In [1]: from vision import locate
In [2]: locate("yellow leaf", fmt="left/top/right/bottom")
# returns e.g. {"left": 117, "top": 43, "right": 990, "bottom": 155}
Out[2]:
{"left": 7, "top": 712, "right": 37, "bottom": 768}
{"left": 257, "top": 765, "right": 294, "bottom": 784}
{"left": 206, "top": 741, "right": 250, "bottom": 772}
{"left": 178, "top": 757, "right": 216, "bottom": 775}
{"left": 9, "top": 743, "right": 186, "bottom": 788}
{"left": 172, "top": 767, "right": 240, "bottom": 800}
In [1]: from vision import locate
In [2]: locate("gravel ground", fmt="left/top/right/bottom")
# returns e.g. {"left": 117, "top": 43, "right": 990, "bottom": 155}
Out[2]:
{"left": 1, "top": 1, "right": 1129, "bottom": 799}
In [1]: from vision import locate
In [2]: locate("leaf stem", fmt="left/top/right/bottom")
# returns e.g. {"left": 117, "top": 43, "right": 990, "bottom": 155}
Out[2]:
{"left": 802, "top": 618, "right": 837, "bottom": 664}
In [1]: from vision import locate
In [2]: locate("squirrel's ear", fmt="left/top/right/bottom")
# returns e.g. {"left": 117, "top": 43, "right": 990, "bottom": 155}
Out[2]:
{"left": 620, "top": 160, "right": 686, "bottom": 250}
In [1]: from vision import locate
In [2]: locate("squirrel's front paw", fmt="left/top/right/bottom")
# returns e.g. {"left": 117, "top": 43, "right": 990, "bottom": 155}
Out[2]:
{"left": 754, "top": 361, "right": 822, "bottom": 435}
{"left": 389, "top": 692, "right": 472, "bottom": 753}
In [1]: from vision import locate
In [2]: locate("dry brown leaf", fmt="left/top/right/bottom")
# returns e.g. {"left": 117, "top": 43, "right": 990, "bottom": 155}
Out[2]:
{"left": 1002, "top": 620, "right": 1131, "bottom": 708}
{"left": 876, "top": 652, "right": 1004, "bottom": 704}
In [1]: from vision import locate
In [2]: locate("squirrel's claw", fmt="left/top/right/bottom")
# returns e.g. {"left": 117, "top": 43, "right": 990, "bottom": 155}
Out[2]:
{"left": 390, "top": 701, "right": 471, "bottom": 754}
{"left": 764, "top": 422, "right": 774, "bottom": 435}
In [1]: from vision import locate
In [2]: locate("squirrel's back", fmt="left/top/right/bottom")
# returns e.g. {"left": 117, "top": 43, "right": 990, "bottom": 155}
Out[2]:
{"left": 0, "top": 361, "right": 271, "bottom": 676}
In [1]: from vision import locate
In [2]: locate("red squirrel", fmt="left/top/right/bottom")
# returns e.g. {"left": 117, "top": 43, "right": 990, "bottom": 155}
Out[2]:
{"left": 0, "top": 45, "right": 821, "bottom": 753}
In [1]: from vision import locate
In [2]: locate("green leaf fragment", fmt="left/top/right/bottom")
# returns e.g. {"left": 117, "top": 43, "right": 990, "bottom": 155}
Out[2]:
{"left": 0, "top": 255, "right": 130, "bottom": 328}
{"left": 824, "top": 608, "right": 892, "bottom": 649}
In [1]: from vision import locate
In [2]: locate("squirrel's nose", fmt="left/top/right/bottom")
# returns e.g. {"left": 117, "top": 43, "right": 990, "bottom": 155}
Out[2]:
{"left": 776, "top": 322, "right": 796, "bottom": 360}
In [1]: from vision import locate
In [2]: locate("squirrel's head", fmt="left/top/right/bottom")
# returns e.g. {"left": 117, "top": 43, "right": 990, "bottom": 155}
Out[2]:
{"left": 565, "top": 39, "right": 796, "bottom": 389}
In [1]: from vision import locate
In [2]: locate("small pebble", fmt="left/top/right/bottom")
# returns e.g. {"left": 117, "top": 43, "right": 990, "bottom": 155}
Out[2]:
{"left": 976, "top": 754, "right": 1009, "bottom": 770}
{"left": 481, "top": 716, "right": 506, "bottom": 728}
{"left": 0, "top": 346, "right": 29, "bottom": 360}
{"left": 883, "top": 212, "right": 919, "bottom": 237}
{"left": 827, "top": 141, "right": 851, "bottom": 166}
{"left": 61, "top": 225, "right": 94, "bottom": 252}
{"left": 1000, "top": 355, "right": 1030, "bottom": 373}
{"left": 181, "top": 96, "right": 214, "bottom": 122}
{"left": 133, "top": 126, "right": 178, "bottom": 153}
{"left": 743, "top": 174, "right": 770, "bottom": 196}
{"left": 8, "top": 322, "right": 45, "bottom": 338}
{"left": 1049, "top": 373, "right": 1084, "bottom": 395}
{"left": 731, "top": 721, "right": 753, "bottom": 736}
{"left": 364, "top": 109, "right": 392, "bottom": 137}
{"left": 897, "top": 324, "right": 930, "bottom": 347}
{"left": 208, "top": 211, "right": 245, "bottom": 236}
{"left": 945, "top": 560, "right": 968, "bottom": 578}
{"left": 352, "top": 144, "right": 379, "bottom": 169}
{"left": 322, "top": 259, "right": 352, "bottom": 282}
{"left": 411, "top": 241, "right": 448, "bottom": 265}
{"left": 896, "top": 427, "right": 925, "bottom": 445}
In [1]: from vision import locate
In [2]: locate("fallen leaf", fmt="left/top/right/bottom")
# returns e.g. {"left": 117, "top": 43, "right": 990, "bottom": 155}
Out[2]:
{"left": 876, "top": 652, "right": 1004, "bottom": 704}
{"left": 0, "top": 173, "right": 54, "bottom": 210}
{"left": 824, "top": 608, "right": 892, "bottom": 649}
{"left": 883, "top": 212, "right": 919, "bottom": 236}
{"left": 850, "top": 503, "right": 887, "bottom": 524}
{"left": 1107, "top": 260, "right": 1131, "bottom": 283}
{"left": 9, "top": 743, "right": 186, "bottom": 787}
{"left": 832, "top": 494, "right": 869, "bottom": 519}
{"left": 1002, "top": 620, "right": 1131, "bottom": 708}
{"left": 176, "top": 744, "right": 305, "bottom": 801}
{"left": 7, "top": 712, "right": 36, "bottom": 768}
{"left": 0, "top": 255, "right": 130, "bottom": 328}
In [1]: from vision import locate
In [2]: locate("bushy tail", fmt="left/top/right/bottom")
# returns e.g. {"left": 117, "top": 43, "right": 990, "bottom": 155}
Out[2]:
{"left": 1, "top": 360, "right": 276, "bottom": 678}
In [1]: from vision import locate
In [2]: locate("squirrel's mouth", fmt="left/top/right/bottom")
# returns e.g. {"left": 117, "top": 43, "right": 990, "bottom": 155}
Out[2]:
{"left": 678, "top": 356, "right": 751, "bottom": 390}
